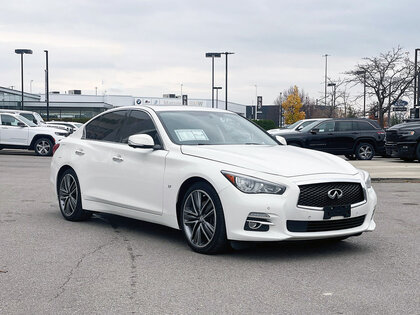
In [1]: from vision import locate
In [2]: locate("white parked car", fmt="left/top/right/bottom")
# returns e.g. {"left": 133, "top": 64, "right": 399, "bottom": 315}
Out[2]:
{"left": 268, "top": 118, "right": 330, "bottom": 135}
{"left": 50, "top": 106, "right": 376, "bottom": 254}
{"left": 46, "top": 121, "right": 83, "bottom": 133}
{"left": 0, "top": 109, "right": 71, "bottom": 133}
{"left": 0, "top": 112, "right": 68, "bottom": 156}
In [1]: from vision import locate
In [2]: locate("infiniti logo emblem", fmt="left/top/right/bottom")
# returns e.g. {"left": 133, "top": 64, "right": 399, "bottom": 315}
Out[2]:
{"left": 327, "top": 188, "right": 343, "bottom": 200}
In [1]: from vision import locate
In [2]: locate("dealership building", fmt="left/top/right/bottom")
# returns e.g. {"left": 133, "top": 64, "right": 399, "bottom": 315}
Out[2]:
{"left": 0, "top": 86, "right": 248, "bottom": 119}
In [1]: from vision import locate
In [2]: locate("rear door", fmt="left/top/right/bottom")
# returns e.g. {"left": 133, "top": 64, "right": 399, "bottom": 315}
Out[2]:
{"left": 75, "top": 110, "right": 128, "bottom": 205}
{"left": 0, "top": 114, "right": 29, "bottom": 145}
{"left": 331, "top": 120, "right": 355, "bottom": 153}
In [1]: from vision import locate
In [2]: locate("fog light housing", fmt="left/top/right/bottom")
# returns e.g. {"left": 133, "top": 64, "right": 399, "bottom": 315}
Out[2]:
{"left": 244, "top": 212, "right": 273, "bottom": 232}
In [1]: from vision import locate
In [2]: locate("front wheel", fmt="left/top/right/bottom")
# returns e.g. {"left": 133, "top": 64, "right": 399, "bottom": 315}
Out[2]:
{"left": 355, "top": 143, "right": 375, "bottom": 160}
{"left": 34, "top": 138, "right": 53, "bottom": 156}
{"left": 180, "top": 182, "right": 229, "bottom": 254}
{"left": 58, "top": 169, "right": 91, "bottom": 221}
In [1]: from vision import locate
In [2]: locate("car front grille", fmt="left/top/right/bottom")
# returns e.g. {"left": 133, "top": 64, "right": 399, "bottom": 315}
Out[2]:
{"left": 386, "top": 130, "right": 399, "bottom": 143}
{"left": 287, "top": 215, "right": 366, "bottom": 232}
{"left": 298, "top": 182, "right": 364, "bottom": 208}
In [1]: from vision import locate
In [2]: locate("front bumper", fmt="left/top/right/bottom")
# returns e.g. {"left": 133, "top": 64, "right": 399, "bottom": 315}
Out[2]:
{"left": 385, "top": 142, "right": 417, "bottom": 159}
{"left": 218, "top": 173, "right": 376, "bottom": 242}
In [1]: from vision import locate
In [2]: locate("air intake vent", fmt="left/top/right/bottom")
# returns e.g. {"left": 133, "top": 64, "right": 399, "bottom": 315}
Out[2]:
{"left": 287, "top": 215, "right": 366, "bottom": 232}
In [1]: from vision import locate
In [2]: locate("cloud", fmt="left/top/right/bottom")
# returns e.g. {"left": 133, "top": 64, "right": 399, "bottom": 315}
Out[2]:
{"left": 0, "top": 0, "right": 419, "bottom": 105}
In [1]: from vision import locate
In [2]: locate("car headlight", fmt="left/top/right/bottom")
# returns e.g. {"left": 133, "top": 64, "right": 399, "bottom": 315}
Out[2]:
{"left": 221, "top": 171, "right": 286, "bottom": 194}
{"left": 55, "top": 132, "right": 68, "bottom": 137}
{"left": 398, "top": 130, "right": 415, "bottom": 136}
{"left": 358, "top": 169, "right": 372, "bottom": 188}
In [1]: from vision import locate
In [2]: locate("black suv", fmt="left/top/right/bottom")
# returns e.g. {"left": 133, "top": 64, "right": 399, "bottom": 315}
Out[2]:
{"left": 280, "top": 118, "right": 386, "bottom": 160}
{"left": 385, "top": 120, "right": 420, "bottom": 161}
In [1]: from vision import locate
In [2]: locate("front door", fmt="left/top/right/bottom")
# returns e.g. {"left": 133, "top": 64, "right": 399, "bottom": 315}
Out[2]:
{"left": 0, "top": 114, "right": 29, "bottom": 145}
{"left": 107, "top": 109, "right": 168, "bottom": 215}
{"left": 307, "top": 120, "right": 335, "bottom": 152}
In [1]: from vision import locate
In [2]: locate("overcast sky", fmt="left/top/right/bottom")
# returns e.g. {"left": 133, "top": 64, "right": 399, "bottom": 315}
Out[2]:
{"left": 0, "top": 0, "right": 419, "bottom": 105}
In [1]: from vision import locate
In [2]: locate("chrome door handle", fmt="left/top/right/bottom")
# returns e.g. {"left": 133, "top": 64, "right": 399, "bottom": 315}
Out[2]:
{"left": 112, "top": 155, "right": 124, "bottom": 162}
{"left": 75, "top": 149, "right": 85, "bottom": 156}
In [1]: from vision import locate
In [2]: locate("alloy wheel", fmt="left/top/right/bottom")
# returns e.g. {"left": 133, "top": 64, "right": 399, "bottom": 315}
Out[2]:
{"left": 183, "top": 190, "right": 217, "bottom": 248}
{"left": 358, "top": 145, "right": 373, "bottom": 160}
{"left": 36, "top": 140, "right": 51, "bottom": 155}
{"left": 59, "top": 174, "right": 78, "bottom": 216}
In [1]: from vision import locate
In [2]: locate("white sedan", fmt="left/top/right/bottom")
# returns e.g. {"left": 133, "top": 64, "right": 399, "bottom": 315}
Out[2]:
{"left": 51, "top": 106, "right": 376, "bottom": 254}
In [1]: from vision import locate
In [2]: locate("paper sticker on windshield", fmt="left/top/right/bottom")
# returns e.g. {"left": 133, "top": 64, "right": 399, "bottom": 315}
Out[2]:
{"left": 175, "top": 129, "right": 209, "bottom": 142}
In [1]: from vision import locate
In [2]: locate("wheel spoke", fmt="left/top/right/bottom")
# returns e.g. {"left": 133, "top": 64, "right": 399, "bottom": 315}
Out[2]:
{"left": 203, "top": 220, "right": 215, "bottom": 234}
{"left": 202, "top": 208, "right": 215, "bottom": 220}
{"left": 201, "top": 223, "right": 211, "bottom": 241}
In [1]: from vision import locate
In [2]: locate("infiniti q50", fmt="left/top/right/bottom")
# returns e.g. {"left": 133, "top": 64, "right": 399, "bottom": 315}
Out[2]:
{"left": 51, "top": 106, "right": 376, "bottom": 254}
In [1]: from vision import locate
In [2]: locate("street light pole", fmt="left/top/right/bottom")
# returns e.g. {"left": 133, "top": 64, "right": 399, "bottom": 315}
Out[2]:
{"left": 214, "top": 87, "right": 222, "bottom": 109}
{"left": 14, "top": 49, "right": 33, "bottom": 110}
{"left": 414, "top": 49, "right": 420, "bottom": 107}
{"left": 205, "top": 53, "right": 221, "bottom": 108}
{"left": 220, "top": 52, "right": 234, "bottom": 110}
{"left": 44, "top": 50, "right": 50, "bottom": 121}
{"left": 323, "top": 54, "right": 329, "bottom": 106}
{"left": 328, "top": 82, "right": 336, "bottom": 116}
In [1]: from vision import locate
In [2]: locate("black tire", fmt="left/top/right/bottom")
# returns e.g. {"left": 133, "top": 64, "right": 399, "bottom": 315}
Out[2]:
{"left": 180, "top": 182, "right": 229, "bottom": 254}
{"left": 416, "top": 143, "right": 420, "bottom": 162}
{"left": 355, "top": 143, "right": 375, "bottom": 160}
{"left": 34, "top": 137, "right": 53, "bottom": 156}
{"left": 57, "top": 169, "right": 91, "bottom": 221}
{"left": 345, "top": 154, "right": 356, "bottom": 160}
{"left": 401, "top": 157, "right": 414, "bottom": 162}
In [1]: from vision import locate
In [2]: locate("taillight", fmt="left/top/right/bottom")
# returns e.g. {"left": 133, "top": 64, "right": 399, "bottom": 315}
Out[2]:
{"left": 52, "top": 143, "right": 60, "bottom": 155}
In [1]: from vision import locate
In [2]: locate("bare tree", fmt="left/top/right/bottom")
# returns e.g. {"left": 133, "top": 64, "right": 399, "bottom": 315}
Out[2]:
{"left": 347, "top": 47, "right": 415, "bottom": 127}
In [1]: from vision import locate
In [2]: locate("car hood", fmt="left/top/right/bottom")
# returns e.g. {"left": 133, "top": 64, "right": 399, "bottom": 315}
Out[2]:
{"left": 31, "top": 126, "right": 66, "bottom": 133}
{"left": 181, "top": 145, "right": 358, "bottom": 177}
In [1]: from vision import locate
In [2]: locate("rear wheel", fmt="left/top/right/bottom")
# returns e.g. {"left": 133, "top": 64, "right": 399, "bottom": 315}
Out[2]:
{"left": 180, "top": 182, "right": 229, "bottom": 254}
{"left": 355, "top": 143, "right": 375, "bottom": 160}
{"left": 34, "top": 138, "right": 53, "bottom": 156}
{"left": 58, "top": 169, "right": 91, "bottom": 221}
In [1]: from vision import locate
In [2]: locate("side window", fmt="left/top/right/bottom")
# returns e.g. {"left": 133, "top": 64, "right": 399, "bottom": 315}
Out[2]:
{"left": 316, "top": 121, "right": 335, "bottom": 133}
{"left": 356, "top": 121, "right": 376, "bottom": 130}
{"left": 335, "top": 121, "right": 353, "bottom": 132}
{"left": 1, "top": 114, "right": 20, "bottom": 126}
{"left": 84, "top": 110, "right": 127, "bottom": 142}
{"left": 118, "top": 110, "right": 161, "bottom": 145}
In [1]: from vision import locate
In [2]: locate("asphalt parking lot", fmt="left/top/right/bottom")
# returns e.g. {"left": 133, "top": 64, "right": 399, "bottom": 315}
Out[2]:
{"left": 0, "top": 150, "right": 419, "bottom": 314}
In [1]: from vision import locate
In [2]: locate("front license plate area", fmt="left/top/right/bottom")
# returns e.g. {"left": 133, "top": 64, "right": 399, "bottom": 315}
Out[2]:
{"left": 323, "top": 205, "right": 351, "bottom": 219}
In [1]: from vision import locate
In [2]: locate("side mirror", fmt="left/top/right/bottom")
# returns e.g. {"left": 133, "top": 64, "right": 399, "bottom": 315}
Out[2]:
{"left": 17, "top": 122, "right": 26, "bottom": 127}
{"left": 310, "top": 128, "right": 319, "bottom": 134}
{"left": 276, "top": 135, "right": 287, "bottom": 145}
{"left": 128, "top": 134, "right": 159, "bottom": 149}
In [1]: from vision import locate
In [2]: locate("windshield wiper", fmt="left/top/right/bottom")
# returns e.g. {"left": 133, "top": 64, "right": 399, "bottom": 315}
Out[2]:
{"left": 245, "top": 142, "right": 263, "bottom": 145}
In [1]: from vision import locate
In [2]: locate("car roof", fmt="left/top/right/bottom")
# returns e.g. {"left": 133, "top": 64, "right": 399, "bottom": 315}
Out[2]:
{"left": 0, "top": 109, "right": 34, "bottom": 114}
{"left": 113, "top": 105, "right": 229, "bottom": 113}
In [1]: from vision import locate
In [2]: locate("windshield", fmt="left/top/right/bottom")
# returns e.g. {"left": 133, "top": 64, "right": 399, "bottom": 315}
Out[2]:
{"left": 34, "top": 112, "right": 44, "bottom": 123}
{"left": 286, "top": 120, "right": 302, "bottom": 129}
{"left": 157, "top": 111, "right": 277, "bottom": 145}
{"left": 17, "top": 115, "right": 37, "bottom": 127}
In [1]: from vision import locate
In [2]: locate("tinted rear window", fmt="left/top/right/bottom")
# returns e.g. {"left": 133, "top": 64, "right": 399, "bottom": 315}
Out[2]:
{"left": 85, "top": 110, "right": 127, "bottom": 142}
